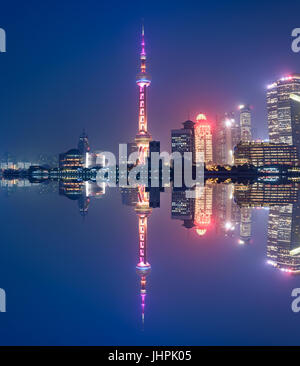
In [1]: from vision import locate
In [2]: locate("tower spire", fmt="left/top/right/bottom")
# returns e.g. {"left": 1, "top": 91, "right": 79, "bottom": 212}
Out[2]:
{"left": 135, "top": 23, "right": 152, "bottom": 163}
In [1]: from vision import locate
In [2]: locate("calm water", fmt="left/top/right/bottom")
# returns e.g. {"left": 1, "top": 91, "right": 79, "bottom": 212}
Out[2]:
{"left": 0, "top": 179, "right": 300, "bottom": 346}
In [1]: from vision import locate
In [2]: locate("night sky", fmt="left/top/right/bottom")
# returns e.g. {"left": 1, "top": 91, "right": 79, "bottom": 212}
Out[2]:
{"left": 0, "top": 0, "right": 300, "bottom": 157}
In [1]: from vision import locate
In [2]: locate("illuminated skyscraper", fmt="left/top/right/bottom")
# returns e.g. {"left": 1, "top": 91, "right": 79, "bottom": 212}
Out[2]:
{"left": 239, "top": 105, "right": 252, "bottom": 142}
{"left": 78, "top": 130, "right": 90, "bottom": 155}
{"left": 78, "top": 130, "right": 90, "bottom": 167}
{"left": 171, "top": 120, "right": 195, "bottom": 163}
{"left": 195, "top": 113, "right": 213, "bottom": 164}
{"left": 135, "top": 25, "right": 152, "bottom": 163}
{"left": 267, "top": 74, "right": 300, "bottom": 146}
{"left": 214, "top": 115, "right": 226, "bottom": 165}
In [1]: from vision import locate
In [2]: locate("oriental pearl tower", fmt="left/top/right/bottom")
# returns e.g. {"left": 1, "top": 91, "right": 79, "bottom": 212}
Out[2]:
{"left": 134, "top": 25, "right": 152, "bottom": 325}
{"left": 135, "top": 24, "right": 152, "bottom": 164}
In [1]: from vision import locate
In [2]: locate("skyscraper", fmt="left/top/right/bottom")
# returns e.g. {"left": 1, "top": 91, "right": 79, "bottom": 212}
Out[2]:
{"left": 171, "top": 120, "right": 195, "bottom": 162}
{"left": 239, "top": 105, "right": 252, "bottom": 142}
{"left": 78, "top": 130, "right": 90, "bottom": 155}
{"left": 78, "top": 130, "right": 90, "bottom": 168}
{"left": 195, "top": 113, "right": 213, "bottom": 164}
{"left": 214, "top": 115, "right": 227, "bottom": 165}
{"left": 267, "top": 74, "right": 300, "bottom": 146}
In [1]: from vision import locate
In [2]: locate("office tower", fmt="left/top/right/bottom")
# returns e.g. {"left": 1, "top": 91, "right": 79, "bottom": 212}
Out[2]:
{"left": 78, "top": 130, "right": 90, "bottom": 155}
{"left": 195, "top": 113, "right": 213, "bottom": 164}
{"left": 223, "top": 112, "right": 240, "bottom": 165}
{"left": 230, "top": 111, "right": 241, "bottom": 148}
{"left": 148, "top": 140, "right": 162, "bottom": 203}
{"left": 234, "top": 141, "right": 298, "bottom": 166}
{"left": 239, "top": 105, "right": 252, "bottom": 142}
{"left": 267, "top": 74, "right": 300, "bottom": 145}
{"left": 135, "top": 25, "right": 152, "bottom": 163}
{"left": 171, "top": 120, "right": 195, "bottom": 162}
{"left": 59, "top": 149, "right": 84, "bottom": 170}
{"left": 214, "top": 115, "right": 227, "bottom": 165}
{"left": 78, "top": 130, "right": 90, "bottom": 167}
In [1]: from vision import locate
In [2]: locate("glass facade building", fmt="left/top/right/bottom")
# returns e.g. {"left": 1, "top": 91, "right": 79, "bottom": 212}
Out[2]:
{"left": 234, "top": 141, "right": 298, "bottom": 167}
{"left": 267, "top": 74, "right": 300, "bottom": 147}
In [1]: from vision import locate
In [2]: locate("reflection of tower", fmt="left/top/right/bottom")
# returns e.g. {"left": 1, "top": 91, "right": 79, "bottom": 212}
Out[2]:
{"left": 78, "top": 195, "right": 90, "bottom": 217}
{"left": 135, "top": 185, "right": 152, "bottom": 324}
{"left": 193, "top": 185, "right": 213, "bottom": 236}
{"left": 239, "top": 207, "right": 252, "bottom": 244}
{"left": 135, "top": 25, "right": 152, "bottom": 163}
{"left": 267, "top": 203, "right": 300, "bottom": 272}
{"left": 214, "top": 183, "right": 239, "bottom": 237}
{"left": 195, "top": 114, "right": 212, "bottom": 164}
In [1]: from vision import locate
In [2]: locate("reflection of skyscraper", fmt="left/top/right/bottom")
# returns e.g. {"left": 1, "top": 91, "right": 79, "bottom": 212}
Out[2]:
{"left": 171, "top": 188, "right": 195, "bottom": 229}
{"left": 267, "top": 201, "right": 300, "bottom": 273}
{"left": 59, "top": 179, "right": 84, "bottom": 200}
{"left": 267, "top": 74, "right": 300, "bottom": 146}
{"left": 214, "top": 183, "right": 240, "bottom": 237}
{"left": 239, "top": 207, "right": 252, "bottom": 244}
{"left": 195, "top": 114, "right": 213, "bottom": 164}
{"left": 234, "top": 182, "right": 298, "bottom": 207}
{"left": 193, "top": 185, "right": 213, "bottom": 236}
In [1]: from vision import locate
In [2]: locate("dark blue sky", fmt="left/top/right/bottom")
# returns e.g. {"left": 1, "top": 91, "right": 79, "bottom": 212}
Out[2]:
{"left": 0, "top": 0, "right": 300, "bottom": 157}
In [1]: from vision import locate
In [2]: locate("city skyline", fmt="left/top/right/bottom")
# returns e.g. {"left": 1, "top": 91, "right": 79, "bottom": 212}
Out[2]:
{"left": 1, "top": 1, "right": 300, "bottom": 158}
{"left": 2, "top": 0, "right": 300, "bottom": 348}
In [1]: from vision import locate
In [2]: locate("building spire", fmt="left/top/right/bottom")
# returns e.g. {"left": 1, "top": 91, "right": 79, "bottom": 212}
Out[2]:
{"left": 135, "top": 22, "right": 152, "bottom": 159}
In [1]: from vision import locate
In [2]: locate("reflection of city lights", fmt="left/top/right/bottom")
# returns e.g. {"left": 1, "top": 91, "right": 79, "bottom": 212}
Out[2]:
{"left": 238, "top": 239, "right": 245, "bottom": 245}
{"left": 238, "top": 104, "right": 245, "bottom": 110}
{"left": 225, "top": 222, "right": 235, "bottom": 231}
{"left": 196, "top": 113, "right": 207, "bottom": 121}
